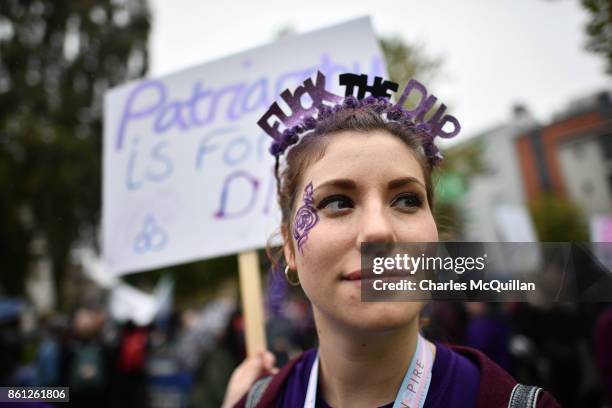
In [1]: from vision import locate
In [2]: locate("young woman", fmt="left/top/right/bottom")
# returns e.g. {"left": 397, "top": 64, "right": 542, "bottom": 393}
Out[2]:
{"left": 221, "top": 73, "right": 560, "bottom": 408}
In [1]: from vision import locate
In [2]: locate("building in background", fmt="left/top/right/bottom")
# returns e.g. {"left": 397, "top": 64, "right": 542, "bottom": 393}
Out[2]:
{"left": 516, "top": 91, "right": 612, "bottom": 216}
{"left": 455, "top": 106, "right": 540, "bottom": 241}
{"left": 454, "top": 90, "right": 612, "bottom": 242}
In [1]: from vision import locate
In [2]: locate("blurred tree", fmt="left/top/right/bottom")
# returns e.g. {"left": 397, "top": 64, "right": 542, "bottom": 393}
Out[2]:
{"left": 379, "top": 36, "right": 442, "bottom": 86}
{"left": 582, "top": 0, "right": 612, "bottom": 75}
{"left": 433, "top": 139, "right": 489, "bottom": 239}
{"left": 529, "top": 195, "right": 590, "bottom": 241}
{"left": 0, "top": 1, "right": 150, "bottom": 303}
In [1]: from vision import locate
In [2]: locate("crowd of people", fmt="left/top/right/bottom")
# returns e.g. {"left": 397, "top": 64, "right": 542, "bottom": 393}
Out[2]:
{"left": 1, "top": 295, "right": 611, "bottom": 407}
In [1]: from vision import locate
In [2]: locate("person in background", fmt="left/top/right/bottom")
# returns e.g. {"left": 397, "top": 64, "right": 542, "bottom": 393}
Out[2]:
{"left": 594, "top": 307, "right": 612, "bottom": 406}
{"left": 113, "top": 320, "right": 150, "bottom": 407}
{"left": 35, "top": 315, "right": 68, "bottom": 387}
{"left": 465, "top": 302, "right": 513, "bottom": 373}
{"left": 66, "top": 308, "right": 109, "bottom": 408}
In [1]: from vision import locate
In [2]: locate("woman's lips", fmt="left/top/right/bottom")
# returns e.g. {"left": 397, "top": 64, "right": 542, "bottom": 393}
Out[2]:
{"left": 341, "top": 269, "right": 407, "bottom": 281}
{"left": 341, "top": 270, "right": 378, "bottom": 281}
{"left": 343, "top": 271, "right": 362, "bottom": 281}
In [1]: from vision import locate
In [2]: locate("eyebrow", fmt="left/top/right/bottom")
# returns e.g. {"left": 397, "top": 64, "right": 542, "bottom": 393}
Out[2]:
{"left": 314, "top": 177, "right": 425, "bottom": 194}
{"left": 387, "top": 177, "right": 425, "bottom": 190}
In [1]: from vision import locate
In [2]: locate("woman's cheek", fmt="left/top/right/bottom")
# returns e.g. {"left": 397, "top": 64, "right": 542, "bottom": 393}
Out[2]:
{"left": 296, "top": 220, "right": 328, "bottom": 268}
{"left": 400, "top": 212, "right": 438, "bottom": 242}
{"left": 425, "top": 214, "right": 439, "bottom": 241}
{"left": 297, "top": 219, "right": 344, "bottom": 278}
{"left": 419, "top": 216, "right": 438, "bottom": 241}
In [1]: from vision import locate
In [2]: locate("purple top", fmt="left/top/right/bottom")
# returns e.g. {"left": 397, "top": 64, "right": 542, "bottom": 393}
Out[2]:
{"left": 466, "top": 315, "right": 513, "bottom": 372}
{"left": 274, "top": 342, "right": 480, "bottom": 408}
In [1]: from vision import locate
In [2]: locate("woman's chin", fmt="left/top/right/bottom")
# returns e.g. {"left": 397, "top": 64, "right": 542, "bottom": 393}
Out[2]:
{"left": 306, "top": 281, "right": 424, "bottom": 332}
{"left": 334, "top": 301, "right": 422, "bottom": 332}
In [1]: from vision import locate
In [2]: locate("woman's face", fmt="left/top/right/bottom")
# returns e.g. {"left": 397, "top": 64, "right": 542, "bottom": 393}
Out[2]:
{"left": 283, "top": 130, "right": 438, "bottom": 332}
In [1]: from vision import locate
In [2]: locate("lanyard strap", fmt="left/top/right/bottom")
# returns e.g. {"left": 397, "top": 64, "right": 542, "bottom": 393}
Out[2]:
{"left": 304, "top": 334, "right": 434, "bottom": 408}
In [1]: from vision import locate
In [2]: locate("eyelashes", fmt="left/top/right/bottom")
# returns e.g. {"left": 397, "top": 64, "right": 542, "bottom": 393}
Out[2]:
{"left": 316, "top": 194, "right": 353, "bottom": 212}
{"left": 315, "top": 192, "right": 423, "bottom": 213}
{"left": 391, "top": 192, "right": 423, "bottom": 209}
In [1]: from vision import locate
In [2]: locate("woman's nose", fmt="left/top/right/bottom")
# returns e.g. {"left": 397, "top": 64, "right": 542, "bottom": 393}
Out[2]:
{"left": 356, "top": 205, "right": 396, "bottom": 244}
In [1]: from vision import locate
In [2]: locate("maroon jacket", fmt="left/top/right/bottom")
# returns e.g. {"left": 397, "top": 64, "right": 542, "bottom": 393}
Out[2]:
{"left": 450, "top": 345, "right": 560, "bottom": 408}
{"left": 235, "top": 345, "right": 560, "bottom": 408}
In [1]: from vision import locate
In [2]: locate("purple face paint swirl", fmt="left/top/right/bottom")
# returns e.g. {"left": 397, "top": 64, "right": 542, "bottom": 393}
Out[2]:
{"left": 292, "top": 182, "right": 319, "bottom": 254}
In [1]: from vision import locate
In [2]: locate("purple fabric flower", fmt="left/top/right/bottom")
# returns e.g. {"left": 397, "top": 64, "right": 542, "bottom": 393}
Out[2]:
{"left": 281, "top": 128, "right": 298, "bottom": 148}
{"left": 282, "top": 128, "right": 296, "bottom": 139}
{"left": 386, "top": 107, "right": 403, "bottom": 121}
{"left": 303, "top": 116, "right": 317, "bottom": 130}
{"left": 423, "top": 141, "right": 443, "bottom": 166}
{"left": 269, "top": 142, "right": 282, "bottom": 156}
{"left": 343, "top": 95, "right": 360, "bottom": 109}
{"left": 362, "top": 95, "right": 378, "bottom": 105}
{"left": 317, "top": 104, "right": 333, "bottom": 119}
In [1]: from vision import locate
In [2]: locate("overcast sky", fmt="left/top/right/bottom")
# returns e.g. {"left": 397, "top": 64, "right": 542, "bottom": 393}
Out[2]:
{"left": 148, "top": 0, "right": 610, "bottom": 138}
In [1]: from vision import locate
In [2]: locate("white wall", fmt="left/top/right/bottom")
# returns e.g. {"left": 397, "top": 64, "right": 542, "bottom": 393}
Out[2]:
{"left": 558, "top": 135, "right": 612, "bottom": 215}
{"left": 460, "top": 111, "right": 537, "bottom": 241}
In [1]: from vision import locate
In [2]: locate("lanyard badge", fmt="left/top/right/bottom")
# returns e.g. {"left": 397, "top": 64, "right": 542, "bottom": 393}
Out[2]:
{"left": 304, "top": 334, "right": 434, "bottom": 408}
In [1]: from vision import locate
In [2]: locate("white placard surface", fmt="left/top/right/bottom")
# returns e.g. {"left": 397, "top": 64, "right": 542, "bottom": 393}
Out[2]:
{"left": 103, "top": 17, "right": 385, "bottom": 275}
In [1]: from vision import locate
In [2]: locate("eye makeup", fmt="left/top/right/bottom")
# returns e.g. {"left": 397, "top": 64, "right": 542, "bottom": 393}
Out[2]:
{"left": 315, "top": 191, "right": 424, "bottom": 214}
{"left": 391, "top": 192, "right": 423, "bottom": 210}
{"left": 315, "top": 194, "right": 353, "bottom": 212}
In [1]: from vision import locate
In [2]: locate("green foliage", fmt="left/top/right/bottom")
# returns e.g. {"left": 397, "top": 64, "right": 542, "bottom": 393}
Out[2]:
{"left": 379, "top": 36, "right": 442, "bottom": 86}
{"left": 529, "top": 194, "right": 590, "bottom": 241}
{"left": 440, "top": 139, "right": 489, "bottom": 179}
{"left": 0, "top": 1, "right": 150, "bottom": 301}
{"left": 582, "top": 0, "right": 612, "bottom": 75}
{"left": 433, "top": 138, "right": 488, "bottom": 238}
{"left": 433, "top": 201, "right": 466, "bottom": 240}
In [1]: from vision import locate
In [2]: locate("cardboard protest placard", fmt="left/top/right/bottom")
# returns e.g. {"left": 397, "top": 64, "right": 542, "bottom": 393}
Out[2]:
{"left": 103, "top": 17, "right": 385, "bottom": 276}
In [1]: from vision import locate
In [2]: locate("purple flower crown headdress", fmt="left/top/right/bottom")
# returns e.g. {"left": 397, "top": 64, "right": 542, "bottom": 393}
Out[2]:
{"left": 257, "top": 71, "right": 461, "bottom": 169}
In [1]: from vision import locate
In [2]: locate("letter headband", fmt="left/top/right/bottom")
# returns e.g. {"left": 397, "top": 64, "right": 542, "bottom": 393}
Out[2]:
{"left": 257, "top": 72, "right": 462, "bottom": 185}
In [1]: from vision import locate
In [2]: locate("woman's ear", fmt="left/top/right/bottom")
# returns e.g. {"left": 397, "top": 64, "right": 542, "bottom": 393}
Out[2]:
{"left": 281, "top": 223, "right": 296, "bottom": 269}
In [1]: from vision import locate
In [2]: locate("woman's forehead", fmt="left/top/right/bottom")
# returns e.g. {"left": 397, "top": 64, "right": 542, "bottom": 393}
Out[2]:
{"left": 303, "top": 130, "right": 426, "bottom": 187}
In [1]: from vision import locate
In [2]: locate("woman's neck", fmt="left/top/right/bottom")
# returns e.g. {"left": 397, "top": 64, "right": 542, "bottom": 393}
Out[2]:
{"left": 314, "top": 309, "right": 421, "bottom": 408}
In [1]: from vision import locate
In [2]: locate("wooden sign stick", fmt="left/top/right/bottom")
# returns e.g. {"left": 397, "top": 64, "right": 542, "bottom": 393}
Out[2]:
{"left": 238, "top": 250, "right": 267, "bottom": 356}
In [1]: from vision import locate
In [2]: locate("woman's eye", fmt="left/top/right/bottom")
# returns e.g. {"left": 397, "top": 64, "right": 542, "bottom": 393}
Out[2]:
{"left": 392, "top": 193, "right": 423, "bottom": 210}
{"left": 316, "top": 195, "right": 353, "bottom": 212}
